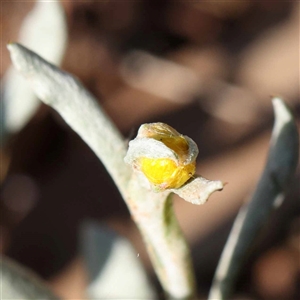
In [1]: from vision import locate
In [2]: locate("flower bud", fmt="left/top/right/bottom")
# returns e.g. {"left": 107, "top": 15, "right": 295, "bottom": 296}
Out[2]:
{"left": 124, "top": 123, "right": 198, "bottom": 190}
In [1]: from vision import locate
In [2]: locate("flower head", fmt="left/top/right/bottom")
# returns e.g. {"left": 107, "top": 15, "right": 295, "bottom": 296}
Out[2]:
{"left": 124, "top": 123, "right": 198, "bottom": 190}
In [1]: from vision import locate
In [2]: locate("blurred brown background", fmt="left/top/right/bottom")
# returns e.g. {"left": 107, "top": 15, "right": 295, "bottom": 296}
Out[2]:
{"left": 1, "top": 1, "right": 299, "bottom": 299}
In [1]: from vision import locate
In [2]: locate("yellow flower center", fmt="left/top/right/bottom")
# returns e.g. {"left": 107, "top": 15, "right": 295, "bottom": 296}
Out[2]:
{"left": 139, "top": 158, "right": 195, "bottom": 189}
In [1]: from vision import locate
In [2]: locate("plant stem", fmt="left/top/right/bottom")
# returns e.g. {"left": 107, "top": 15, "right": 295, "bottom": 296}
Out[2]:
{"left": 128, "top": 176, "right": 196, "bottom": 299}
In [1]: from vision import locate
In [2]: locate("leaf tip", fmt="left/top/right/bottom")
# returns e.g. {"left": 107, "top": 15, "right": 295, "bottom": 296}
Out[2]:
{"left": 7, "top": 42, "right": 16, "bottom": 52}
{"left": 271, "top": 96, "right": 294, "bottom": 143}
{"left": 271, "top": 96, "right": 292, "bottom": 121}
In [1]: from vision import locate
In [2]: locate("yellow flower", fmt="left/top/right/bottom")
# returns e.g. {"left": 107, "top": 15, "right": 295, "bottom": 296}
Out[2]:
{"left": 125, "top": 123, "right": 198, "bottom": 190}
